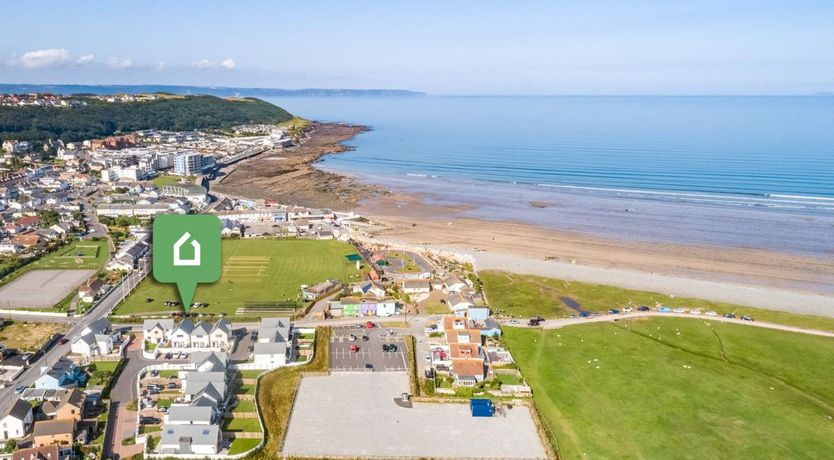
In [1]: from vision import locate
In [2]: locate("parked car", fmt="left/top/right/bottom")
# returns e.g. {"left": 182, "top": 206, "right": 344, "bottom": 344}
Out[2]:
{"left": 724, "top": 313, "right": 736, "bottom": 319}
{"left": 579, "top": 311, "right": 591, "bottom": 318}
{"left": 638, "top": 306, "right": 650, "bottom": 312}
{"left": 14, "top": 385, "right": 25, "bottom": 394}
{"left": 349, "top": 334, "right": 356, "bottom": 342}
{"left": 150, "top": 370, "right": 159, "bottom": 377}
{"left": 658, "top": 307, "right": 672, "bottom": 313}
{"left": 362, "top": 335, "right": 369, "bottom": 342}
{"left": 705, "top": 311, "right": 717, "bottom": 317}
{"left": 389, "top": 344, "right": 398, "bottom": 352}
{"left": 167, "top": 383, "right": 179, "bottom": 389}
{"left": 622, "top": 307, "right": 633, "bottom": 313}
{"left": 672, "top": 308, "right": 686, "bottom": 313}
{"left": 382, "top": 344, "right": 391, "bottom": 352}
{"left": 689, "top": 309, "right": 702, "bottom": 315}
{"left": 365, "top": 363, "right": 374, "bottom": 371}
{"left": 741, "top": 315, "right": 754, "bottom": 321}
{"left": 365, "top": 321, "right": 376, "bottom": 329}
{"left": 58, "top": 338, "right": 69, "bottom": 345}
{"left": 140, "top": 417, "right": 159, "bottom": 425}
{"left": 349, "top": 344, "right": 359, "bottom": 353}
{"left": 608, "top": 309, "right": 620, "bottom": 314}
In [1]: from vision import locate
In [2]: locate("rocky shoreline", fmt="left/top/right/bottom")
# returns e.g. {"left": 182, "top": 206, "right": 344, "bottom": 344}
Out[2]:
{"left": 212, "top": 122, "right": 381, "bottom": 209}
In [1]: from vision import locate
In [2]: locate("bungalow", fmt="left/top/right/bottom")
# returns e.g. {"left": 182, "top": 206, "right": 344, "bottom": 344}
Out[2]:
{"left": 32, "top": 418, "right": 75, "bottom": 448}
{"left": 352, "top": 281, "right": 386, "bottom": 298}
{"left": 443, "top": 275, "right": 469, "bottom": 293}
{"left": 451, "top": 358, "right": 486, "bottom": 384}
{"left": 157, "top": 424, "right": 220, "bottom": 456}
{"left": 473, "top": 318, "right": 502, "bottom": 338}
{"left": 12, "top": 232, "right": 40, "bottom": 248}
{"left": 0, "top": 399, "right": 33, "bottom": 441}
{"left": 374, "top": 298, "right": 399, "bottom": 317}
{"left": 170, "top": 319, "right": 195, "bottom": 348}
{"left": 359, "top": 300, "right": 377, "bottom": 317}
{"left": 301, "top": 279, "right": 341, "bottom": 301}
{"left": 165, "top": 405, "right": 215, "bottom": 426}
{"left": 401, "top": 279, "right": 431, "bottom": 294}
{"left": 449, "top": 293, "right": 474, "bottom": 317}
{"left": 143, "top": 319, "right": 174, "bottom": 345}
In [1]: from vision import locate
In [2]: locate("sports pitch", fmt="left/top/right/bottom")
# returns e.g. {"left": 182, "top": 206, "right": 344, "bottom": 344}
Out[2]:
{"left": 114, "top": 239, "right": 362, "bottom": 317}
{"left": 0, "top": 269, "right": 95, "bottom": 308}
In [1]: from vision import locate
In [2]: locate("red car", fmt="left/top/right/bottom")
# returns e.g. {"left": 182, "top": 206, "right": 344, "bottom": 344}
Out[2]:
{"left": 365, "top": 321, "right": 375, "bottom": 329}
{"left": 58, "top": 338, "right": 69, "bottom": 345}
{"left": 349, "top": 344, "right": 359, "bottom": 353}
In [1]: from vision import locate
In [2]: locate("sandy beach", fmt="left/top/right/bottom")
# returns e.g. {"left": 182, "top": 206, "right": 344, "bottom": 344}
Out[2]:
{"left": 210, "top": 124, "right": 834, "bottom": 316}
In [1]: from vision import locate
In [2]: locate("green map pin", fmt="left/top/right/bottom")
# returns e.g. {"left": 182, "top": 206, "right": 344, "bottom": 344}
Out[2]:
{"left": 153, "top": 215, "right": 222, "bottom": 313}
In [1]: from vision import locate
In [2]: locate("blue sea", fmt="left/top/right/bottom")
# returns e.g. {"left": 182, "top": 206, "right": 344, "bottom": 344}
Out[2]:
{"left": 270, "top": 96, "right": 834, "bottom": 257}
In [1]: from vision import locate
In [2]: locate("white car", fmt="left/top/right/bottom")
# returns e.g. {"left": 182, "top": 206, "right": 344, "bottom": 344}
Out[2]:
{"left": 705, "top": 311, "right": 717, "bottom": 317}
{"left": 672, "top": 308, "right": 686, "bottom": 313}
{"left": 622, "top": 307, "right": 633, "bottom": 313}
{"left": 689, "top": 309, "right": 702, "bottom": 315}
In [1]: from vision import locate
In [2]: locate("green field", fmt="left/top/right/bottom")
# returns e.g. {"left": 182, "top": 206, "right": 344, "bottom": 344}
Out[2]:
{"left": 228, "top": 438, "right": 261, "bottom": 455}
{"left": 0, "top": 240, "right": 109, "bottom": 286}
{"left": 223, "top": 417, "right": 261, "bottom": 433}
{"left": 481, "top": 270, "right": 834, "bottom": 331}
{"left": 505, "top": 318, "right": 834, "bottom": 459}
{"left": 151, "top": 174, "right": 186, "bottom": 188}
{"left": 113, "top": 239, "right": 361, "bottom": 317}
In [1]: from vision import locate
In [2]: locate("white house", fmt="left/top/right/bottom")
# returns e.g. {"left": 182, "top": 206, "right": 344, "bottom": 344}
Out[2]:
{"left": 209, "top": 319, "right": 232, "bottom": 349}
{"left": 143, "top": 319, "right": 174, "bottom": 345}
{"left": 449, "top": 293, "right": 474, "bottom": 317}
{"left": 157, "top": 424, "right": 220, "bottom": 456}
{"left": 374, "top": 299, "right": 399, "bottom": 317}
{"left": 170, "top": 320, "right": 194, "bottom": 348}
{"left": 0, "top": 399, "right": 33, "bottom": 441}
{"left": 443, "top": 275, "right": 469, "bottom": 293}
{"left": 70, "top": 333, "right": 113, "bottom": 357}
{"left": 402, "top": 279, "right": 431, "bottom": 294}
{"left": 352, "top": 281, "right": 386, "bottom": 298}
{"left": 253, "top": 342, "right": 288, "bottom": 369}
{"left": 190, "top": 322, "right": 212, "bottom": 348}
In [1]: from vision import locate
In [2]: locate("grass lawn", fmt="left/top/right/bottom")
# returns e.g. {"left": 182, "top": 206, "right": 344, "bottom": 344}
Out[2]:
{"left": 158, "top": 370, "right": 178, "bottom": 378}
{"left": 235, "top": 383, "right": 256, "bottom": 395}
{"left": 155, "top": 398, "right": 173, "bottom": 409}
{"left": 0, "top": 321, "right": 66, "bottom": 351}
{"left": 223, "top": 417, "right": 261, "bottom": 433}
{"left": 481, "top": 270, "right": 834, "bottom": 331}
{"left": 0, "top": 240, "right": 109, "bottom": 287}
{"left": 423, "top": 300, "right": 450, "bottom": 315}
{"left": 244, "top": 327, "right": 329, "bottom": 460}
{"left": 86, "top": 360, "right": 121, "bottom": 386}
{"left": 237, "top": 370, "right": 263, "bottom": 379}
{"left": 232, "top": 401, "right": 256, "bottom": 413}
{"left": 228, "top": 438, "right": 261, "bottom": 455}
{"left": 504, "top": 318, "right": 834, "bottom": 459}
{"left": 139, "top": 425, "right": 162, "bottom": 434}
{"left": 113, "top": 239, "right": 361, "bottom": 317}
{"left": 152, "top": 174, "right": 186, "bottom": 188}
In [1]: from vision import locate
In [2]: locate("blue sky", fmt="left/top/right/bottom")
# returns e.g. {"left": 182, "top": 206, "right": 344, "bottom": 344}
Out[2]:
{"left": 1, "top": 0, "right": 832, "bottom": 95}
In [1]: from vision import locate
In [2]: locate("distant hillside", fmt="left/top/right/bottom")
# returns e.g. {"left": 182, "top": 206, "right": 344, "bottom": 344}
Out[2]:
{"left": 0, "top": 84, "right": 425, "bottom": 98}
{"left": 0, "top": 95, "right": 293, "bottom": 143}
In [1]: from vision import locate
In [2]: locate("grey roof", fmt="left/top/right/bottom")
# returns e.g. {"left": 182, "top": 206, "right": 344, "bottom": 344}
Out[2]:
{"left": 190, "top": 352, "right": 227, "bottom": 372}
{"left": 210, "top": 318, "right": 231, "bottom": 336}
{"left": 159, "top": 424, "right": 220, "bottom": 452}
{"left": 4, "top": 398, "right": 32, "bottom": 422}
{"left": 174, "top": 319, "right": 194, "bottom": 335}
{"left": 143, "top": 319, "right": 175, "bottom": 332}
{"left": 184, "top": 371, "right": 226, "bottom": 385}
{"left": 254, "top": 342, "right": 287, "bottom": 356}
{"left": 83, "top": 318, "right": 111, "bottom": 335}
{"left": 74, "top": 333, "right": 96, "bottom": 347}
{"left": 166, "top": 405, "right": 214, "bottom": 424}
{"left": 190, "top": 322, "right": 212, "bottom": 338}
{"left": 186, "top": 381, "right": 225, "bottom": 403}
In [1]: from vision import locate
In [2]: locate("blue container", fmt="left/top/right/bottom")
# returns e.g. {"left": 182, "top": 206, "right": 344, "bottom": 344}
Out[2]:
{"left": 470, "top": 398, "right": 494, "bottom": 417}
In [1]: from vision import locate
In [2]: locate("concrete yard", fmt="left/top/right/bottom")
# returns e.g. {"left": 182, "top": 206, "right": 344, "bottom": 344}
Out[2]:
{"left": 0, "top": 269, "right": 94, "bottom": 308}
{"left": 330, "top": 325, "right": 407, "bottom": 372}
{"left": 282, "top": 372, "right": 547, "bottom": 459}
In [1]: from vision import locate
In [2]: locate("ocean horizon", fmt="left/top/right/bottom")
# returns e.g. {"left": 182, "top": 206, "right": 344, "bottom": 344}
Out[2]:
{"left": 271, "top": 95, "right": 834, "bottom": 257}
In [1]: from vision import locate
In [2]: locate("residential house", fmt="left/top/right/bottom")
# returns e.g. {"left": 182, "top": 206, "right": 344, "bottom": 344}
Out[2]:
{"left": 77, "top": 278, "right": 106, "bottom": 303}
{"left": 165, "top": 405, "right": 215, "bottom": 426}
{"left": 473, "top": 318, "right": 502, "bottom": 338}
{"left": 253, "top": 318, "right": 291, "bottom": 369}
{"left": 157, "top": 424, "right": 221, "bottom": 456}
{"left": 143, "top": 319, "right": 174, "bottom": 345}
{"left": 70, "top": 333, "right": 113, "bottom": 357}
{"left": 12, "top": 445, "right": 69, "bottom": 460}
{"left": 402, "top": 279, "right": 431, "bottom": 294}
{"left": 374, "top": 298, "right": 399, "bottom": 317}
{"left": 81, "top": 318, "right": 111, "bottom": 337}
{"left": 449, "top": 293, "right": 474, "bottom": 317}
{"left": 339, "top": 296, "right": 361, "bottom": 317}
{"left": 41, "top": 389, "right": 85, "bottom": 422}
{"left": 443, "top": 275, "right": 469, "bottom": 293}
{"left": 209, "top": 318, "right": 232, "bottom": 349}
{"left": 170, "top": 319, "right": 195, "bottom": 348}
{"left": 190, "top": 322, "right": 212, "bottom": 348}
{"left": 0, "top": 399, "right": 33, "bottom": 441}
{"left": 257, "top": 318, "right": 291, "bottom": 343}
{"left": 352, "top": 281, "right": 386, "bottom": 298}
{"left": 32, "top": 418, "right": 75, "bottom": 448}
{"left": 467, "top": 307, "right": 490, "bottom": 322}
{"left": 35, "top": 359, "right": 87, "bottom": 390}
{"left": 253, "top": 342, "right": 288, "bottom": 368}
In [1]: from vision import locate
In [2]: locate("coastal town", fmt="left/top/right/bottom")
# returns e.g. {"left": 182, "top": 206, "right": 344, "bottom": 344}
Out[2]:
{"left": 0, "top": 90, "right": 832, "bottom": 460}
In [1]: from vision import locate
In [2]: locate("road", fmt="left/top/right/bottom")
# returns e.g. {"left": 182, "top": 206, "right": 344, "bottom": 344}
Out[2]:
{"left": 0, "top": 255, "right": 150, "bottom": 416}
{"left": 102, "top": 339, "right": 151, "bottom": 460}
{"left": 527, "top": 311, "right": 834, "bottom": 337}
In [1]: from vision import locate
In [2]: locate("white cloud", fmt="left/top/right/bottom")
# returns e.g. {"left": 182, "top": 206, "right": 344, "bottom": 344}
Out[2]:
{"left": 76, "top": 54, "right": 95, "bottom": 65}
{"left": 156, "top": 61, "right": 166, "bottom": 70}
{"left": 16, "top": 48, "right": 70, "bottom": 68}
{"left": 192, "top": 58, "right": 238, "bottom": 70}
{"left": 105, "top": 57, "right": 134, "bottom": 69}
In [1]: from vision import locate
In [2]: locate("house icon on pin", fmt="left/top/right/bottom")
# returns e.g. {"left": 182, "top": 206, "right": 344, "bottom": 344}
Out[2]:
{"left": 173, "top": 232, "right": 201, "bottom": 266}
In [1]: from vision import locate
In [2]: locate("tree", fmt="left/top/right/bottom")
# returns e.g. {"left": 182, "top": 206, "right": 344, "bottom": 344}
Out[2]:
{"left": 3, "top": 440, "right": 16, "bottom": 454}
{"left": 37, "top": 209, "right": 60, "bottom": 227}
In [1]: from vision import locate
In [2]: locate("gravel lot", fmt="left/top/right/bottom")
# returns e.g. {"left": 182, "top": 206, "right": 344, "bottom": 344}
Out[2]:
{"left": 282, "top": 372, "right": 547, "bottom": 459}
{"left": 0, "top": 269, "right": 94, "bottom": 308}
